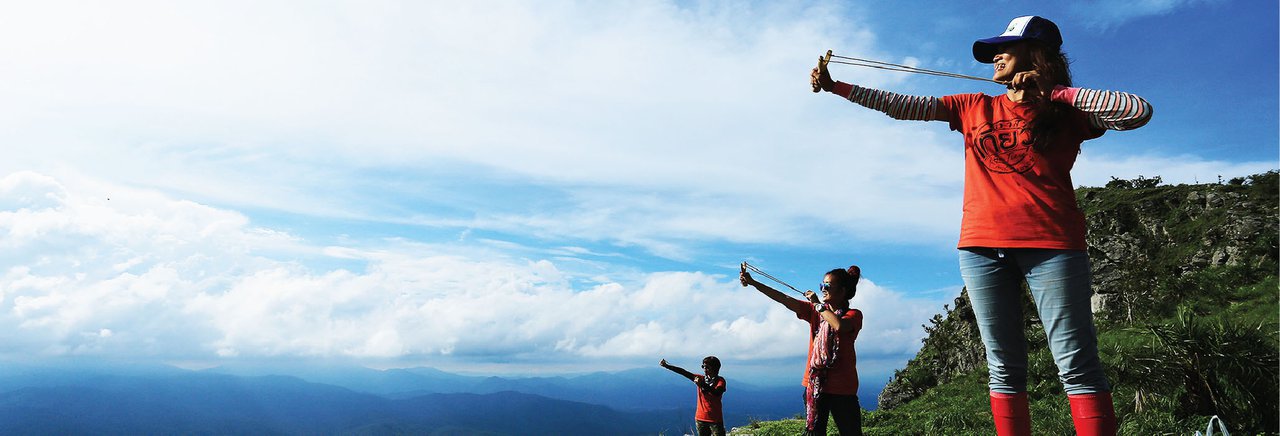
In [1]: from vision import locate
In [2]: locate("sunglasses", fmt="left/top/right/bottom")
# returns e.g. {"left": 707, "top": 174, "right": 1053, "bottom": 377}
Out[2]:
{"left": 819, "top": 283, "right": 834, "bottom": 291}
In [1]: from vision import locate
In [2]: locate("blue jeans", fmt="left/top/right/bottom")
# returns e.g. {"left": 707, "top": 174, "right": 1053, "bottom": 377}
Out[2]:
{"left": 958, "top": 248, "right": 1111, "bottom": 395}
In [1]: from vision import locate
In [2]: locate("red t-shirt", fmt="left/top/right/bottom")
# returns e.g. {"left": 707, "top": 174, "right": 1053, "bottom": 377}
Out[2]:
{"left": 798, "top": 303, "right": 863, "bottom": 395}
{"left": 694, "top": 376, "right": 726, "bottom": 423}
{"left": 938, "top": 93, "right": 1103, "bottom": 250}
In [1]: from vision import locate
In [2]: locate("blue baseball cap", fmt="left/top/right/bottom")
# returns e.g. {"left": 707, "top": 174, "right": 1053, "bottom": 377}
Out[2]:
{"left": 972, "top": 15, "right": 1062, "bottom": 63}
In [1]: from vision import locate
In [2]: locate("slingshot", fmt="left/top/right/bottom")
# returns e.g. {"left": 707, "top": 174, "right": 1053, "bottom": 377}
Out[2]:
{"left": 741, "top": 261, "right": 806, "bottom": 296}
{"left": 812, "top": 49, "right": 1008, "bottom": 92}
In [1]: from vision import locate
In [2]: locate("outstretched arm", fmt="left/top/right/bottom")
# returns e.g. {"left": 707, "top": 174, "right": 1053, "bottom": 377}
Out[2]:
{"left": 1050, "top": 86, "right": 1153, "bottom": 131}
{"left": 810, "top": 57, "right": 949, "bottom": 121}
{"left": 740, "top": 267, "right": 810, "bottom": 315}
{"left": 659, "top": 359, "right": 697, "bottom": 382}
{"left": 834, "top": 82, "right": 951, "bottom": 121}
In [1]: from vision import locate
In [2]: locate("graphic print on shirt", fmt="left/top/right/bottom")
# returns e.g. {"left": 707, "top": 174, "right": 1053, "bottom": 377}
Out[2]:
{"left": 972, "top": 118, "right": 1036, "bottom": 173}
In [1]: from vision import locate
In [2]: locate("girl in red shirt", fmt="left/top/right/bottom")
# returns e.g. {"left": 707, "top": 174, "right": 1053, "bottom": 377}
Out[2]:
{"left": 741, "top": 265, "right": 864, "bottom": 436}
{"left": 809, "top": 15, "right": 1151, "bottom": 436}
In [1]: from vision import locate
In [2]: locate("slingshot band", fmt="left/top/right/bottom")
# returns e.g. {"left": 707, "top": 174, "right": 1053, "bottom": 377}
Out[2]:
{"left": 742, "top": 261, "right": 805, "bottom": 296}
{"left": 827, "top": 53, "right": 1008, "bottom": 85}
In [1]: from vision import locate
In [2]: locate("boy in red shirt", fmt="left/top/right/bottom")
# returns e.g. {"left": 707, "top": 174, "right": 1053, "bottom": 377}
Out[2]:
{"left": 660, "top": 357, "right": 726, "bottom": 436}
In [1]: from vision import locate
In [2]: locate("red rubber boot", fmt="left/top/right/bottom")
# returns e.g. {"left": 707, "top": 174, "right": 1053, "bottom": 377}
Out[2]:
{"left": 1068, "top": 392, "right": 1117, "bottom": 436}
{"left": 990, "top": 391, "right": 1032, "bottom": 436}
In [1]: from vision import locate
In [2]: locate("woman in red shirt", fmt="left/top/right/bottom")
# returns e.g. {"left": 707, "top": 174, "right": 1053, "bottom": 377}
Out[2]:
{"left": 809, "top": 16, "right": 1151, "bottom": 436}
{"left": 741, "top": 265, "right": 864, "bottom": 436}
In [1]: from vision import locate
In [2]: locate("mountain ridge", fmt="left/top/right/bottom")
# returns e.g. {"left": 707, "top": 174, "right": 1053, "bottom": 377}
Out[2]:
{"left": 0, "top": 369, "right": 690, "bottom": 435}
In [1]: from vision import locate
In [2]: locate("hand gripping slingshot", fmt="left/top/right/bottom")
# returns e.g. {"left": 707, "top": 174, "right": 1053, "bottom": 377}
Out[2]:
{"left": 813, "top": 49, "right": 1010, "bottom": 89}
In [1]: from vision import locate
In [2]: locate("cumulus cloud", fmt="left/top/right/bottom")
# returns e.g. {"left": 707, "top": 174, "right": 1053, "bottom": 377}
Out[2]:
{"left": 0, "top": 0, "right": 969, "bottom": 257}
{"left": 0, "top": 172, "right": 68, "bottom": 211}
{"left": 0, "top": 172, "right": 947, "bottom": 370}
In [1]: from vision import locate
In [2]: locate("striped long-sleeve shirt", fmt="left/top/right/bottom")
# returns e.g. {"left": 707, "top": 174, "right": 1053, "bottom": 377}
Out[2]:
{"left": 831, "top": 81, "right": 1153, "bottom": 131}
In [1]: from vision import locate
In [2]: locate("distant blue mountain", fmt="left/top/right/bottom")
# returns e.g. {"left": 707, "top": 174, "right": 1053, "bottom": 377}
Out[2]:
{"left": 0, "top": 369, "right": 689, "bottom": 435}
{"left": 209, "top": 363, "right": 488, "bottom": 396}
{"left": 205, "top": 363, "right": 808, "bottom": 421}
{"left": 0, "top": 362, "right": 883, "bottom": 433}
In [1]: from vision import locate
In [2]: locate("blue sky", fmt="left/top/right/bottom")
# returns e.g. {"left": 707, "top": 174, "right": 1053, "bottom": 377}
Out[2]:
{"left": 0, "top": 0, "right": 1275, "bottom": 387}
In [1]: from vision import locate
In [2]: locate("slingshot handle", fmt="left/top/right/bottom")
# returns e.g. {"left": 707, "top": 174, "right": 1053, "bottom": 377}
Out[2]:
{"left": 812, "top": 50, "right": 832, "bottom": 93}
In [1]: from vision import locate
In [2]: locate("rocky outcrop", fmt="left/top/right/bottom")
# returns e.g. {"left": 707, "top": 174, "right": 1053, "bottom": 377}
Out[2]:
{"left": 1081, "top": 174, "right": 1278, "bottom": 316}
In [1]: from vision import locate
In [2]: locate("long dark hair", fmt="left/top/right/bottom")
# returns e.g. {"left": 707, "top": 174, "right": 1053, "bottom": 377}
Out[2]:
{"left": 1026, "top": 41, "right": 1073, "bottom": 152}
{"left": 824, "top": 265, "right": 861, "bottom": 302}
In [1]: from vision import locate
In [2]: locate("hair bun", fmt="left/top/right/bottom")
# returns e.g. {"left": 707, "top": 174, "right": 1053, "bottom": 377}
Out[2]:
{"left": 847, "top": 265, "right": 861, "bottom": 281}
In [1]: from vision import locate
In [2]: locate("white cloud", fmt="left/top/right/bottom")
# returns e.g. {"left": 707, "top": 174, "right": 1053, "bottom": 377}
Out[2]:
{"left": 1067, "top": 0, "right": 1224, "bottom": 30}
{"left": 1, "top": 1, "right": 1259, "bottom": 262}
{"left": 0, "top": 0, "right": 967, "bottom": 256}
{"left": 0, "top": 171, "right": 947, "bottom": 370}
{"left": 1074, "top": 154, "right": 1275, "bottom": 187}
{"left": 0, "top": 172, "right": 68, "bottom": 211}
